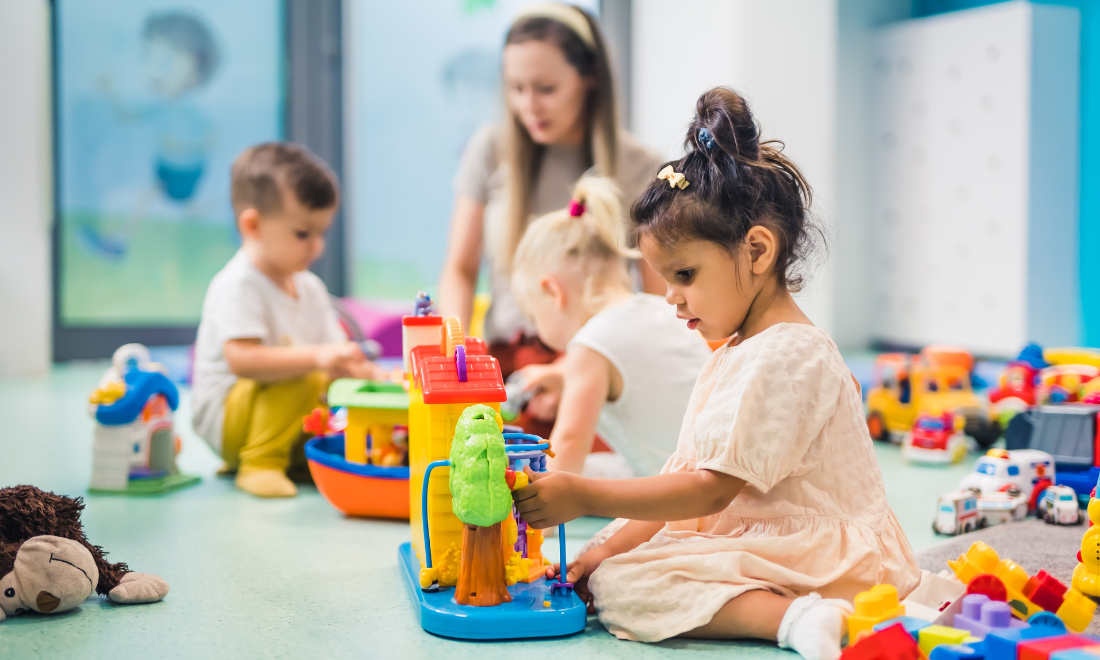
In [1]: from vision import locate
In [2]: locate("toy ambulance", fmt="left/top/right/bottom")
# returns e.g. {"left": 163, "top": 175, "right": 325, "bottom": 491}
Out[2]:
{"left": 958, "top": 449, "right": 1055, "bottom": 498}
{"left": 933, "top": 490, "right": 984, "bottom": 536}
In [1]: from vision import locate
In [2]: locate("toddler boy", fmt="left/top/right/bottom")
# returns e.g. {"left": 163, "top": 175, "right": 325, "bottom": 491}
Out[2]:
{"left": 191, "top": 143, "right": 381, "bottom": 498}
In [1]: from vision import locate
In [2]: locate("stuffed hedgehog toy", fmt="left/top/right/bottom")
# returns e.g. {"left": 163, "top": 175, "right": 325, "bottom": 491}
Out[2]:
{"left": 0, "top": 485, "right": 169, "bottom": 621}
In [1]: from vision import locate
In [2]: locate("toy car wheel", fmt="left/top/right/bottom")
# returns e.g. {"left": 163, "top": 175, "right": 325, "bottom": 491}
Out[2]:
{"left": 1076, "top": 510, "right": 1085, "bottom": 525}
{"left": 932, "top": 521, "right": 944, "bottom": 536}
{"left": 963, "top": 521, "right": 972, "bottom": 534}
{"left": 1042, "top": 510, "right": 1052, "bottom": 524}
{"left": 966, "top": 418, "right": 1001, "bottom": 449}
{"left": 978, "top": 517, "right": 988, "bottom": 529}
{"left": 867, "top": 412, "right": 888, "bottom": 442}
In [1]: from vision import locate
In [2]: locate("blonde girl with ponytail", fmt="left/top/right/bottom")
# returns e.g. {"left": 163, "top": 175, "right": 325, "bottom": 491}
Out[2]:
{"left": 510, "top": 176, "right": 711, "bottom": 480}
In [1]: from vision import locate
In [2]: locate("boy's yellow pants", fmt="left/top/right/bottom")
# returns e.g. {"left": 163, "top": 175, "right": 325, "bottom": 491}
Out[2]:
{"left": 221, "top": 371, "right": 329, "bottom": 472}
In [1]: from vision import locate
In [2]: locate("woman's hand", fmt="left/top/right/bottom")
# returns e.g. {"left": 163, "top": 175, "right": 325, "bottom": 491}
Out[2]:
{"left": 512, "top": 467, "right": 589, "bottom": 528}
{"left": 545, "top": 544, "right": 612, "bottom": 614}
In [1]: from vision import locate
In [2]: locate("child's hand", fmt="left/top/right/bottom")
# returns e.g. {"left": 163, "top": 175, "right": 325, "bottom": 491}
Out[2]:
{"left": 316, "top": 342, "right": 367, "bottom": 378}
{"left": 512, "top": 467, "right": 588, "bottom": 529}
{"left": 514, "top": 363, "right": 564, "bottom": 421}
{"left": 545, "top": 545, "right": 611, "bottom": 614}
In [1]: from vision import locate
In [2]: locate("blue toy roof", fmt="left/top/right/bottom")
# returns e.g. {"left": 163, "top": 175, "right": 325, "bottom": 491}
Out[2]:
{"left": 95, "top": 369, "right": 179, "bottom": 426}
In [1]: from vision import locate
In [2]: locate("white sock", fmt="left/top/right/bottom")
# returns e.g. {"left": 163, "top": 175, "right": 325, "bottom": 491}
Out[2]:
{"left": 777, "top": 593, "right": 854, "bottom": 660}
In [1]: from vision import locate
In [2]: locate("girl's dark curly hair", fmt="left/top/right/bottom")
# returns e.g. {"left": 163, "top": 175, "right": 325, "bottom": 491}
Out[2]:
{"left": 630, "top": 87, "right": 824, "bottom": 291}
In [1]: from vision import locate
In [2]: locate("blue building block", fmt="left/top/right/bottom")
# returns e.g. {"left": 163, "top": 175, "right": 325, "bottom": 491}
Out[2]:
{"left": 930, "top": 645, "right": 985, "bottom": 660}
{"left": 874, "top": 615, "right": 932, "bottom": 641}
{"left": 983, "top": 625, "right": 1064, "bottom": 660}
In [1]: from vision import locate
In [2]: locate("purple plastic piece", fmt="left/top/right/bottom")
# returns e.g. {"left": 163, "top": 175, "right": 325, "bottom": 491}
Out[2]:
{"left": 551, "top": 582, "right": 574, "bottom": 596}
{"left": 455, "top": 345, "right": 467, "bottom": 382}
{"left": 954, "top": 594, "right": 1024, "bottom": 639}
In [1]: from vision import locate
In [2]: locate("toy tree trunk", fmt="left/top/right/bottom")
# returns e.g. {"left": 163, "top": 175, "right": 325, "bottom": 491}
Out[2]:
{"left": 455, "top": 522, "right": 511, "bottom": 607}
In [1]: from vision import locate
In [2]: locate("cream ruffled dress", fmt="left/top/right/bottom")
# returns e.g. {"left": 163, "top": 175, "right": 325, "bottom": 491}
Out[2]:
{"left": 584, "top": 323, "right": 921, "bottom": 643}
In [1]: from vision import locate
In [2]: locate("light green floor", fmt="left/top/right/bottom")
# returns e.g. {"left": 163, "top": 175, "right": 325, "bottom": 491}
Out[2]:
{"left": 0, "top": 361, "right": 969, "bottom": 659}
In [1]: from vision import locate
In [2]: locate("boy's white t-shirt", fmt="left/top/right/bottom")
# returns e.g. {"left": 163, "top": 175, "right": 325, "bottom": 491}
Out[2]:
{"left": 569, "top": 293, "right": 712, "bottom": 478}
{"left": 190, "top": 250, "right": 345, "bottom": 453}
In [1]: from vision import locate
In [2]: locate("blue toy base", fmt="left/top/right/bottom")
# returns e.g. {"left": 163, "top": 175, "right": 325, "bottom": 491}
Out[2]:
{"left": 398, "top": 542, "right": 587, "bottom": 640}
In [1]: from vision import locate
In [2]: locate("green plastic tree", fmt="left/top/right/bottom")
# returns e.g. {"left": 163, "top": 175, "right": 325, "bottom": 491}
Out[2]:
{"left": 448, "top": 404, "right": 512, "bottom": 606}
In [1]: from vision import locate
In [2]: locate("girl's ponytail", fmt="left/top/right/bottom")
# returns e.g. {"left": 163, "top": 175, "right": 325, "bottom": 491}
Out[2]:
{"left": 512, "top": 176, "right": 637, "bottom": 314}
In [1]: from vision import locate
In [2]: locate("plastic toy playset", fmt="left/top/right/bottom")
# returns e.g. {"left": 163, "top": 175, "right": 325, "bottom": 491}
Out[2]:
{"left": 395, "top": 304, "right": 585, "bottom": 639}
{"left": 303, "top": 379, "right": 411, "bottom": 519}
{"left": 88, "top": 344, "right": 200, "bottom": 495}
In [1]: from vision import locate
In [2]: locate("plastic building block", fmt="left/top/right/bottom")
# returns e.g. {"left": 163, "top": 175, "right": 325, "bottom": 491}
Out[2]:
{"left": 951, "top": 543, "right": 1003, "bottom": 584}
{"left": 920, "top": 626, "right": 973, "bottom": 655}
{"left": 1049, "top": 648, "right": 1100, "bottom": 660}
{"left": 949, "top": 542, "right": 1043, "bottom": 620}
{"left": 1056, "top": 588, "right": 1097, "bottom": 633}
{"left": 984, "top": 627, "right": 1070, "bottom": 660}
{"left": 954, "top": 594, "right": 1027, "bottom": 639}
{"left": 1018, "top": 635, "right": 1098, "bottom": 660}
{"left": 1029, "top": 612, "right": 1068, "bottom": 634}
{"left": 930, "top": 645, "right": 985, "bottom": 660}
{"left": 904, "top": 572, "right": 968, "bottom": 626}
{"left": 1024, "top": 571, "right": 1069, "bottom": 613}
{"left": 874, "top": 616, "right": 932, "bottom": 641}
{"left": 969, "top": 574, "right": 1009, "bottom": 602}
{"left": 841, "top": 623, "right": 923, "bottom": 660}
{"left": 850, "top": 585, "right": 907, "bottom": 641}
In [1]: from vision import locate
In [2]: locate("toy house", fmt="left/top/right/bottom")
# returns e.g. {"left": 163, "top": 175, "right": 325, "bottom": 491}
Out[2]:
{"left": 327, "top": 379, "right": 409, "bottom": 466}
{"left": 88, "top": 344, "right": 200, "bottom": 495}
{"left": 405, "top": 315, "right": 507, "bottom": 570}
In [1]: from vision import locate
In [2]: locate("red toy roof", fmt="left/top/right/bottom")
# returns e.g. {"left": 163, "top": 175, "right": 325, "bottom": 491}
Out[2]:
{"left": 402, "top": 316, "right": 443, "bottom": 327}
{"left": 410, "top": 338, "right": 505, "bottom": 404}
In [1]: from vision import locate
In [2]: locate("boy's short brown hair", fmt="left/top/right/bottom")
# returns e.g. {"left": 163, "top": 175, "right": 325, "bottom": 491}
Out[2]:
{"left": 230, "top": 142, "right": 339, "bottom": 217}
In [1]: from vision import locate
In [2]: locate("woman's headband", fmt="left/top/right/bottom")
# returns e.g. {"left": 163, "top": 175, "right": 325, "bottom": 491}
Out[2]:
{"left": 513, "top": 2, "right": 595, "bottom": 50}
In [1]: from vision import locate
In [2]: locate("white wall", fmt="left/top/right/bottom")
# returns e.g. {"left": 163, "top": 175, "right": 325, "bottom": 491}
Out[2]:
{"left": 869, "top": 3, "right": 1079, "bottom": 355}
{"left": 0, "top": 0, "right": 52, "bottom": 375}
{"left": 631, "top": 0, "right": 839, "bottom": 335}
{"left": 834, "top": 0, "right": 914, "bottom": 349}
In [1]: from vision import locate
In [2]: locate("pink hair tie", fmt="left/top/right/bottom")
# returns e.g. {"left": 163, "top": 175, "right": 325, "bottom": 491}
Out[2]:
{"left": 568, "top": 200, "right": 585, "bottom": 217}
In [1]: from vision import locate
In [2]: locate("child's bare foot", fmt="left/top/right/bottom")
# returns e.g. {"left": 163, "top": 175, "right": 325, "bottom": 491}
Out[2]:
{"left": 777, "top": 593, "right": 853, "bottom": 660}
{"left": 236, "top": 469, "right": 297, "bottom": 498}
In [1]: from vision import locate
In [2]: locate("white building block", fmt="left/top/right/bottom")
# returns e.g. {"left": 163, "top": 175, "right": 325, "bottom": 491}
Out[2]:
{"left": 870, "top": 1, "right": 1080, "bottom": 355}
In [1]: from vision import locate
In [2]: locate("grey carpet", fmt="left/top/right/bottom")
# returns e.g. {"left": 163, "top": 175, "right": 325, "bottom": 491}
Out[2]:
{"left": 914, "top": 518, "right": 1100, "bottom": 635}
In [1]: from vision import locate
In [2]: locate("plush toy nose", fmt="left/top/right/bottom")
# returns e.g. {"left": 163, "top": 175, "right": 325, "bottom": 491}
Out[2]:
{"left": 36, "top": 591, "right": 61, "bottom": 613}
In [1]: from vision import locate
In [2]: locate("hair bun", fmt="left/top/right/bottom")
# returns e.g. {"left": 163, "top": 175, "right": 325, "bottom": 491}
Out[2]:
{"left": 689, "top": 87, "right": 760, "bottom": 162}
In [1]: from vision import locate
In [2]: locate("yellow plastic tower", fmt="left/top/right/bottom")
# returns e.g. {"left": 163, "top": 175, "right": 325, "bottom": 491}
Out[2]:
{"left": 404, "top": 315, "right": 507, "bottom": 571}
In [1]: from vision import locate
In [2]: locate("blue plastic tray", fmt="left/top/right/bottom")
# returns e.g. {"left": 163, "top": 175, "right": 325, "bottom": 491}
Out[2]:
{"left": 398, "top": 541, "right": 586, "bottom": 640}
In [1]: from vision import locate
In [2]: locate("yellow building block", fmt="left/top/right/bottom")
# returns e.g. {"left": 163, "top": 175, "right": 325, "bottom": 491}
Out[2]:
{"left": 848, "top": 584, "right": 906, "bottom": 641}
{"left": 993, "top": 558, "right": 1042, "bottom": 620}
{"left": 948, "top": 541, "right": 1001, "bottom": 584}
{"left": 918, "top": 625, "right": 970, "bottom": 655}
{"left": 1058, "top": 587, "right": 1098, "bottom": 633}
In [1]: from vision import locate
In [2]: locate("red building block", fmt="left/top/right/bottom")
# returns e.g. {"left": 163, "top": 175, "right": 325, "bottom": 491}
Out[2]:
{"left": 841, "top": 623, "right": 922, "bottom": 660}
{"left": 969, "top": 573, "right": 1009, "bottom": 602}
{"left": 1019, "top": 635, "right": 1096, "bottom": 660}
{"left": 1022, "top": 571, "right": 1069, "bottom": 613}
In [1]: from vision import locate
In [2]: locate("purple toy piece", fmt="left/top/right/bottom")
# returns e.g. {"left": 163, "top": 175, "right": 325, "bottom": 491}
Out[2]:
{"left": 954, "top": 594, "right": 1025, "bottom": 639}
{"left": 455, "top": 345, "right": 467, "bottom": 382}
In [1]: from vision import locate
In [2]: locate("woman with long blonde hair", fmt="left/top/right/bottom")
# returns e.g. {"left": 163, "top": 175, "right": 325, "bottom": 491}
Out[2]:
{"left": 438, "top": 3, "right": 663, "bottom": 435}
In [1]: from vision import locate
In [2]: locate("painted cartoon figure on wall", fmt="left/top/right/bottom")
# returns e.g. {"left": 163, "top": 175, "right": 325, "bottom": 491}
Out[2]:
{"left": 88, "top": 11, "right": 219, "bottom": 259}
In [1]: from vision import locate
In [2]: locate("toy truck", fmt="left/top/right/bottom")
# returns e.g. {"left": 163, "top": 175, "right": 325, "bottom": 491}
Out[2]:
{"left": 866, "top": 348, "right": 999, "bottom": 448}
{"left": 1037, "top": 485, "right": 1082, "bottom": 525}
{"left": 1004, "top": 404, "right": 1100, "bottom": 502}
